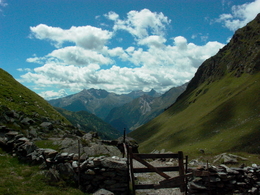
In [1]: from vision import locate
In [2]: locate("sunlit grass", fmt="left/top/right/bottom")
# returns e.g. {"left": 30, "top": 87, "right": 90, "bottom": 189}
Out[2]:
{"left": 0, "top": 148, "right": 86, "bottom": 195}
{"left": 130, "top": 72, "right": 260, "bottom": 159}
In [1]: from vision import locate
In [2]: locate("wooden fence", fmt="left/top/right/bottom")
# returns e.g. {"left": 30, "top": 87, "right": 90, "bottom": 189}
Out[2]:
{"left": 127, "top": 146, "right": 189, "bottom": 195}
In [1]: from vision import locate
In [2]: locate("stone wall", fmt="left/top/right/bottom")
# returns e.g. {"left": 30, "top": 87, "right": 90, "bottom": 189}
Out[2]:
{"left": 188, "top": 164, "right": 260, "bottom": 194}
{"left": 3, "top": 123, "right": 260, "bottom": 195}
{"left": 0, "top": 126, "right": 129, "bottom": 195}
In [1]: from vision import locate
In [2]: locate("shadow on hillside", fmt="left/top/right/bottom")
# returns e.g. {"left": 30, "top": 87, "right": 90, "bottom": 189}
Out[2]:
{"left": 130, "top": 123, "right": 163, "bottom": 147}
{"left": 198, "top": 100, "right": 235, "bottom": 139}
{"left": 230, "top": 125, "right": 260, "bottom": 154}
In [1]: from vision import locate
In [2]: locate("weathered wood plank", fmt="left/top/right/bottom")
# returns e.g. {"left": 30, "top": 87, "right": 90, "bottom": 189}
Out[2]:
{"left": 135, "top": 184, "right": 155, "bottom": 189}
{"left": 133, "top": 166, "right": 179, "bottom": 173}
{"left": 132, "top": 153, "right": 171, "bottom": 179}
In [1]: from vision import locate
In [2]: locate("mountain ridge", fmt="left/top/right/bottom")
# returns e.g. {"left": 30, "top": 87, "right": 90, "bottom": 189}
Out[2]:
{"left": 105, "top": 83, "right": 187, "bottom": 132}
{"left": 129, "top": 13, "right": 260, "bottom": 155}
{"left": 48, "top": 88, "right": 162, "bottom": 120}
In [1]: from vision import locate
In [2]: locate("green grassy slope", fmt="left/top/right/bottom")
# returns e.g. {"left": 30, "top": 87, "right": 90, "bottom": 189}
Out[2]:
{"left": 0, "top": 148, "right": 85, "bottom": 195}
{"left": 129, "top": 14, "right": 260, "bottom": 155}
{"left": 55, "top": 107, "right": 121, "bottom": 140}
{"left": 0, "top": 68, "right": 70, "bottom": 124}
{"left": 131, "top": 73, "right": 260, "bottom": 154}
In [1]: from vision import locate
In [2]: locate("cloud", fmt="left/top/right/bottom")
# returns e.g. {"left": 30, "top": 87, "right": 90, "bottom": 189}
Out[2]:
{"left": 22, "top": 36, "right": 224, "bottom": 98}
{"left": 138, "top": 35, "right": 166, "bottom": 48}
{"left": 112, "top": 9, "right": 171, "bottom": 39}
{"left": 0, "top": 0, "right": 7, "bottom": 13}
{"left": 22, "top": 9, "right": 225, "bottom": 99}
{"left": 48, "top": 46, "right": 112, "bottom": 66}
{"left": 216, "top": 0, "right": 260, "bottom": 31}
{"left": 105, "top": 11, "right": 119, "bottom": 21}
{"left": 39, "top": 89, "right": 68, "bottom": 100}
{"left": 0, "top": 0, "right": 7, "bottom": 7}
{"left": 30, "top": 24, "right": 112, "bottom": 50}
{"left": 17, "top": 68, "right": 32, "bottom": 72}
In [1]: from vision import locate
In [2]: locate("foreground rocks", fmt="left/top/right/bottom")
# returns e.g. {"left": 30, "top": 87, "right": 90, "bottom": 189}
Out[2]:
{"left": 0, "top": 125, "right": 129, "bottom": 195}
{"left": 188, "top": 164, "right": 260, "bottom": 194}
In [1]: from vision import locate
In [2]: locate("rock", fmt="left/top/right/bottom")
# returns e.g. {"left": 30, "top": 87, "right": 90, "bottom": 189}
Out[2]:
{"left": 72, "top": 161, "right": 78, "bottom": 168}
{"left": 40, "top": 122, "right": 54, "bottom": 130}
{"left": 0, "top": 137, "right": 7, "bottom": 146}
{"left": 29, "top": 127, "right": 38, "bottom": 138}
{"left": 21, "top": 117, "right": 35, "bottom": 125}
{"left": 189, "top": 181, "right": 207, "bottom": 190}
{"left": 27, "top": 150, "right": 44, "bottom": 164}
{"left": 101, "top": 157, "right": 127, "bottom": 170}
{"left": 117, "top": 136, "right": 139, "bottom": 153}
{"left": 85, "top": 169, "right": 95, "bottom": 175}
{"left": 41, "top": 148, "right": 58, "bottom": 158}
{"left": 93, "top": 189, "right": 114, "bottom": 195}
{"left": 56, "top": 162, "right": 76, "bottom": 181}
{"left": 45, "top": 168, "right": 60, "bottom": 184}
{"left": 83, "top": 143, "right": 121, "bottom": 157}
{"left": 213, "top": 153, "right": 248, "bottom": 164}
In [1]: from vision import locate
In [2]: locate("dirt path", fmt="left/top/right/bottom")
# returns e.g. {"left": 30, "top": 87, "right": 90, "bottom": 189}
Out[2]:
{"left": 132, "top": 159, "right": 185, "bottom": 195}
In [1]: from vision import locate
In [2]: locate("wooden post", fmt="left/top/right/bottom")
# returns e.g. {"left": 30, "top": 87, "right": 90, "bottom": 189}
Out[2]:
{"left": 185, "top": 155, "right": 188, "bottom": 195}
{"left": 123, "top": 128, "right": 126, "bottom": 158}
{"left": 178, "top": 151, "right": 185, "bottom": 192}
{"left": 123, "top": 128, "right": 126, "bottom": 143}
{"left": 78, "top": 139, "right": 81, "bottom": 189}
{"left": 128, "top": 147, "right": 136, "bottom": 195}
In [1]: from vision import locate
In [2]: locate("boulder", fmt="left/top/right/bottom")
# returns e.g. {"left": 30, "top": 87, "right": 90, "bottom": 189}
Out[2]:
{"left": 93, "top": 188, "right": 114, "bottom": 195}
{"left": 40, "top": 122, "right": 54, "bottom": 131}
{"left": 83, "top": 143, "right": 121, "bottom": 157}
{"left": 101, "top": 157, "right": 127, "bottom": 170}
{"left": 21, "top": 117, "right": 35, "bottom": 125}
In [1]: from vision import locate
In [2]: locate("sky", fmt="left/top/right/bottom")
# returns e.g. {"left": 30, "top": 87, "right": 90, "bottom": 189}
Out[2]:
{"left": 0, "top": 0, "right": 260, "bottom": 100}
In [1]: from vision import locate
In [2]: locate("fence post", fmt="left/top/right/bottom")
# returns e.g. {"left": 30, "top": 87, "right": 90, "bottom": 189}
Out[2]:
{"left": 78, "top": 138, "right": 81, "bottom": 189}
{"left": 128, "top": 147, "right": 136, "bottom": 195}
{"left": 178, "top": 151, "right": 185, "bottom": 192}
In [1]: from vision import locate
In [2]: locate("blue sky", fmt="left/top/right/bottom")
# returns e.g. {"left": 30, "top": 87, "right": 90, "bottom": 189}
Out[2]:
{"left": 0, "top": 0, "right": 260, "bottom": 100}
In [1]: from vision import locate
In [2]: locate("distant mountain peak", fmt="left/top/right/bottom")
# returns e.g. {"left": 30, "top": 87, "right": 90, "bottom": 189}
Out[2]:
{"left": 80, "top": 88, "right": 109, "bottom": 99}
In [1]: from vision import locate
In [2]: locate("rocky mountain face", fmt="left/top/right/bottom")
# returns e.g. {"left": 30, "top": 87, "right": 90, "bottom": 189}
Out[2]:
{"left": 49, "top": 88, "right": 160, "bottom": 120}
{"left": 105, "top": 83, "right": 187, "bottom": 132}
{"left": 129, "top": 14, "right": 260, "bottom": 154}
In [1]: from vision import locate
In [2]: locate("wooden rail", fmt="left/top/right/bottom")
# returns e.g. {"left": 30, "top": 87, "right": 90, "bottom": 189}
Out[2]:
{"left": 127, "top": 147, "right": 188, "bottom": 195}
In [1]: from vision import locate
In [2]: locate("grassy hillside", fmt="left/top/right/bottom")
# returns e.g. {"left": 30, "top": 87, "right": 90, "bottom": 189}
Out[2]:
{"left": 129, "top": 14, "right": 260, "bottom": 156}
{"left": 55, "top": 107, "right": 121, "bottom": 140}
{"left": 0, "top": 68, "right": 70, "bottom": 124}
{"left": 0, "top": 148, "right": 85, "bottom": 195}
{"left": 130, "top": 73, "right": 260, "bottom": 154}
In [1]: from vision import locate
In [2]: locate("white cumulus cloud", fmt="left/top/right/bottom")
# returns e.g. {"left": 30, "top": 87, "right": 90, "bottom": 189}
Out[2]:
{"left": 112, "top": 9, "right": 171, "bottom": 39}
{"left": 48, "top": 46, "right": 112, "bottom": 66}
{"left": 22, "top": 9, "right": 226, "bottom": 100}
{"left": 30, "top": 24, "right": 112, "bottom": 50}
{"left": 39, "top": 89, "right": 68, "bottom": 100}
{"left": 216, "top": 0, "right": 260, "bottom": 31}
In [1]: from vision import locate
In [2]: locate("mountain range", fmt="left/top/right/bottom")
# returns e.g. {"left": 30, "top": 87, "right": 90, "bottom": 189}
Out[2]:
{"left": 48, "top": 88, "right": 161, "bottom": 120}
{"left": 105, "top": 83, "right": 187, "bottom": 132}
{"left": 129, "top": 13, "right": 260, "bottom": 155}
{"left": 0, "top": 68, "right": 120, "bottom": 140}
{"left": 48, "top": 85, "right": 187, "bottom": 133}
{"left": 1, "top": 13, "right": 260, "bottom": 157}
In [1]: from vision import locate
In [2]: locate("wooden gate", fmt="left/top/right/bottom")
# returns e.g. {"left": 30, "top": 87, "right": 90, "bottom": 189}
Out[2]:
{"left": 127, "top": 147, "right": 188, "bottom": 195}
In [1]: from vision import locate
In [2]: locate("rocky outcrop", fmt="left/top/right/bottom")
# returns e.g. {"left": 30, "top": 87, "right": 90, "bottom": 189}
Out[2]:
{"left": 0, "top": 105, "right": 80, "bottom": 139}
